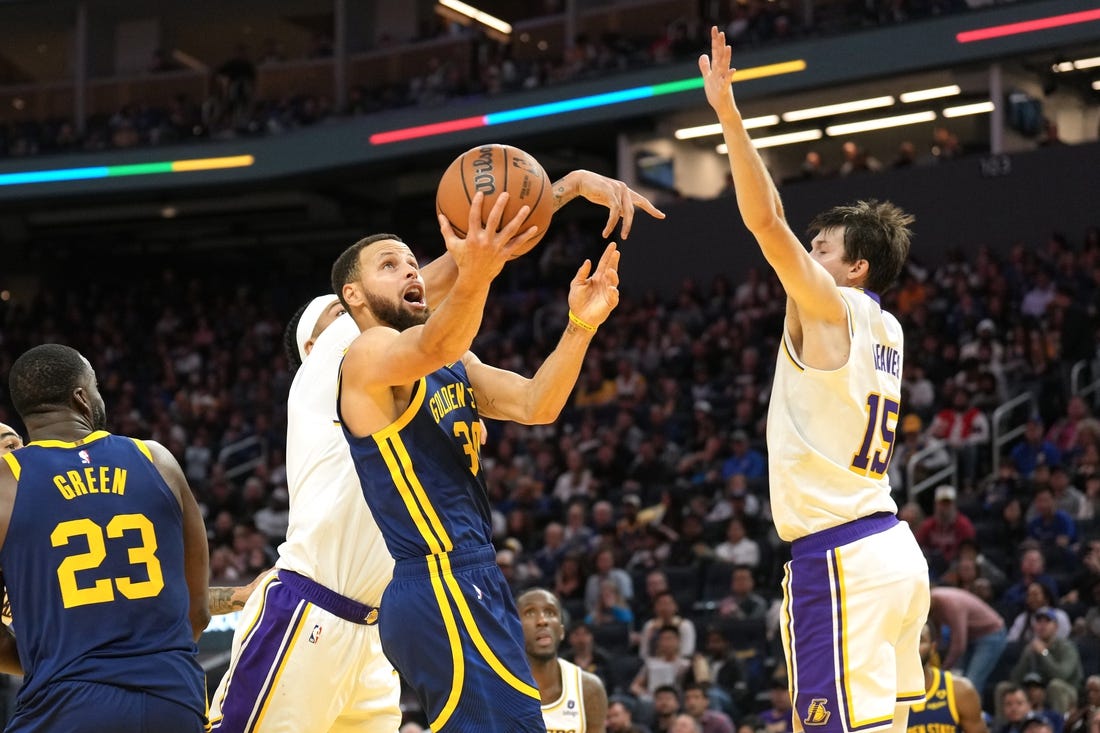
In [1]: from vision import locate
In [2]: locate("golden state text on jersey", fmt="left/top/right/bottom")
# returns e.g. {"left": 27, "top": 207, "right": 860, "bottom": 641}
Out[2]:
{"left": 340, "top": 361, "right": 494, "bottom": 560}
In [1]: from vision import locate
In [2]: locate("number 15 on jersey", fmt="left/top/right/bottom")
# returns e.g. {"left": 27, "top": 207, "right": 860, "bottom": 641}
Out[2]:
{"left": 850, "top": 393, "right": 899, "bottom": 479}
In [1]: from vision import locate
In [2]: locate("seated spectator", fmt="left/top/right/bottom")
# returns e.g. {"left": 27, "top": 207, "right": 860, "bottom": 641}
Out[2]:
{"left": 574, "top": 362, "right": 617, "bottom": 409}
{"left": 252, "top": 484, "right": 289, "bottom": 544}
{"left": 1063, "top": 675, "right": 1100, "bottom": 733}
{"left": 686, "top": 626, "right": 748, "bottom": 720}
{"left": 706, "top": 474, "right": 763, "bottom": 525}
{"left": 929, "top": 386, "right": 990, "bottom": 487}
{"left": 1047, "top": 464, "right": 1088, "bottom": 520}
{"left": 563, "top": 619, "right": 613, "bottom": 689}
{"left": 1023, "top": 673, "right": 1068, "bottom": 733}
{"left": 554, "top": 448, "right": 595, "bottom": 504}
{"left": 534, "top": 521, "right": 567, "bottom": 579}
{"left": 1005, "top": 606, "right": 1084, "bottom": 714}
{"left": 1020, "top": 712, "right": 1061, "bottom": 733}
{"left": 941, "top": 538, "right": 1009, "bottom": 597}
{"left": 1026, "top": 485, "right": 1079, "bottom": 557}
{"left": 585, "top": 547, "right": 635, "bottom": 613}
{"left": 713, "top": 517, "right": 760, "bottom": 568}
{"left": 1011, "top": 417, "right": 1062, "bottom": 479}
{"left": 758, "top": 678, "right": 795, "bottom": 733}
{"left": 1047, "top": 397, "right": 1092, "bottom": 457}
{"left": 666, "top": 512, "right": 712, "bottom": 567}
{"left": 682, "top": 681, "right": 734, "bottom": 733}
{"left": 631, "top": 628, "right": 691, "bottom": 701}
{"left": 1063, "top": 539, "right": 1100, "bottom": 619}
{"left": 716, "top": 565, "right": 768, "bottom": 620}
{"left": 648, "top": 685, "right": 684, "bottom": 733}
{"left": 586, "top": 578, "right": 635, "bottom": 627}
{"left": 618, "top": 493, "right": 649, "bottom": 556}
{"left": 1002, "top": 546, "right": 1060, "bottom": 617}
{"left": 1007, "top": 583, "right": 1072, "bottom": 644}
{"left": 997, "top": 684, "right": 1037, "bottom": 733}
{"left": 720, "top": 431, "right": 765, "bottom": 482}
{"left": 496, "top": 547, "right": 531, "bottom": 595}
{"left": 626, "top": 526, "right": 675, "bottom": 584}
{"left": 563, "top": 499, "right": 595, "bottom": 553}
{"left": 915, "top": 484, "right": 977, "bottom": 577}
{"left": 639, "top": 590, "right": 696, "bottom": 660}
{"left": 554, "top": 552, "right": 587, "bottom": 604}
{"left": 607, "top": 699, "right": 652, "bottom": 733}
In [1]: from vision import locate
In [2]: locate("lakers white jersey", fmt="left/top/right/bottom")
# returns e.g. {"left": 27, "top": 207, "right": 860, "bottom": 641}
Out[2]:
{"left": 277, "top": 313, "right": 394, "bottom": 605}
{"left": 542, "top": 658, "right": 586, "bottom": 733}
{"left": 767, "top": 287, "right": 902, "bottom": 542}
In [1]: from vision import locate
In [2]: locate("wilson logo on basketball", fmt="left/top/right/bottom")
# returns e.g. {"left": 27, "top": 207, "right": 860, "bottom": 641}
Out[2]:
{"left": 472, "top": 146, "right": 497, "bottom": 194}
{"left": 803, "top": 699, "right": 831, "bottom": 726}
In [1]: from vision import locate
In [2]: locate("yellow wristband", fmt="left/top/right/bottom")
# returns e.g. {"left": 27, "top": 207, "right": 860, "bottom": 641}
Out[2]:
{"left": 568, "top": 310, "right": 597, "bottom": 333}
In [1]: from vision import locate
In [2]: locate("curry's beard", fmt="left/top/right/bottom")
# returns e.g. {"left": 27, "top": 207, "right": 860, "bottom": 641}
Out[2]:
{"left": 365, "top": 291, "right": 430, "bottom": 331}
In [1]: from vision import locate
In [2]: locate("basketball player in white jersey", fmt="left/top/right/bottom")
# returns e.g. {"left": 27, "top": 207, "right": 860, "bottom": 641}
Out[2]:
{"left": 208, "top": 170, "right": 662, "bottom": 733}
{"left": 701, "top": 26, "right": 929, "bottom": 733}
{"left": 517, "top": 588, "right": 607, "bottom": 733}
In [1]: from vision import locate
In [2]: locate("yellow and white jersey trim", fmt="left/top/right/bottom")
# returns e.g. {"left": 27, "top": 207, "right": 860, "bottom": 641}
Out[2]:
{"left": 542, "top": 658, "right": 586, "bottom": 733}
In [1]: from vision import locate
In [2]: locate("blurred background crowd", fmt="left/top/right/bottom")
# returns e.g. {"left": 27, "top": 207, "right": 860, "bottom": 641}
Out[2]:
{"left": 2, "top": 0, "right": 1100, "bottom": 730}
{"left": 1, "top": 209, "right": 1099, "bottom": 731}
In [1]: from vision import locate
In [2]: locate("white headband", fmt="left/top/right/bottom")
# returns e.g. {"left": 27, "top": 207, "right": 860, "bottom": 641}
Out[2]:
{"left": 295, "top": 295, "right": 338, "bottom": 361}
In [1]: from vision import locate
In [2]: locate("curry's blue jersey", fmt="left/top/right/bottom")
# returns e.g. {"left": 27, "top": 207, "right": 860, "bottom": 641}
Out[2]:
{"left": 0, "top": 432, "right": 204, "bottom": 717}
{"left": 340, "top": 361, "right": 492, "bottom": 560}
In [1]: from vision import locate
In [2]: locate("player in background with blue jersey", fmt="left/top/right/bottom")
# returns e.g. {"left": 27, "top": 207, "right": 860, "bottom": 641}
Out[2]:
{"left": 0, "top": 343, "right": 209, "bottom": 733}
{"left": 908, "top": 623, "right": 989, "bottom": 733}
{"left": 701, "top": 25, "right": 929, "bottom": 733}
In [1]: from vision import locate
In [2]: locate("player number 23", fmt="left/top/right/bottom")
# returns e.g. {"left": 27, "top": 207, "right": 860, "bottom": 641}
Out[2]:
{"left": 850, "top": 393, "right": 899, "bottom": 479}
{"left": 51, "top": 514, "right": 165, "bottom": 609}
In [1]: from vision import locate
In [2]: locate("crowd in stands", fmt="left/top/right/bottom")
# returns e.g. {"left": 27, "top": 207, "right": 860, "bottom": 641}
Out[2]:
{"left": 1, "top": 205, "right": 1099, "bottom": 730}
{"left": 0, "top": 0, "right": 1039, "bottom": 161}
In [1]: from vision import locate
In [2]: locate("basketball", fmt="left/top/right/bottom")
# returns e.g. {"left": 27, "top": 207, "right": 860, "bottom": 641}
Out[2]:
{"left": 436, "top": 143, "right": 554, "bottom": 256}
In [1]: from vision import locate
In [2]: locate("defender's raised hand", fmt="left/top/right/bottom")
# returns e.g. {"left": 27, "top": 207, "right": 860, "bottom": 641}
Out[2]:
{"left": 699, "top": 26, "right": 738, "bottom": 117}
{"left": 567, "top": 243, "right": 621, "bottom": 332}
{"left": 556, "top": 170, "right": 666, "bottom": 239}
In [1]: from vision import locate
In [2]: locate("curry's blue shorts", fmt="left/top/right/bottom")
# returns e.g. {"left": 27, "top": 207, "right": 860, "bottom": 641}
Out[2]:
{"left": 382, "top": 544, "right": 543, "bottom": 732}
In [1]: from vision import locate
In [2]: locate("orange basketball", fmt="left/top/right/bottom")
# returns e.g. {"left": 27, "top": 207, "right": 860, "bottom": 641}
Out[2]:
{"left": 436, "top": 143, "right": 554, "bottom": 257}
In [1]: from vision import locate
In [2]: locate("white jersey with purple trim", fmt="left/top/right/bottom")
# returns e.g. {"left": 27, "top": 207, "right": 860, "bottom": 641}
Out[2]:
{"left": 277, "top": 312, "right": 393, "bottom": 605}
{"left": 767, "top": 287, "right": 902, "bottom": 542}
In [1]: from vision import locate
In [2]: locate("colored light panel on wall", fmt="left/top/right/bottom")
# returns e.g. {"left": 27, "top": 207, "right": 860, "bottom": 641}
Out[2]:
{"left": 0, "top": 155, "right": 255, "bottom": 188}
{"left": 369, "top": 60, "right": 807, "bottom": 145}
{"left": 956, "top": 8, "right": 1100, "bottom": 43}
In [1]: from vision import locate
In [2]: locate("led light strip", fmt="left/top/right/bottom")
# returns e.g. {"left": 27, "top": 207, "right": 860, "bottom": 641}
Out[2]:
{"left": 370, "top": 60, "right": 807, "bottom": 145}
{"left": 825, "top": 111, "right": 937, "bottom": 136}
{"left": 956, "top": 8, "right": 1100, "bottom": 43}
{"left": 0, "top": 155, "right": 255, "bottom": 188}
{"left": 439, "top": 0, "right": 512, "bottom": 34}
{"left": 675, "top": 115, "right": 779, "bottom": 140}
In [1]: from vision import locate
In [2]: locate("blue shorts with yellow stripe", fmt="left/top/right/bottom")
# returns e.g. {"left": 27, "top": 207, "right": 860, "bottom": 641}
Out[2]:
{"left": 382, "top": 544, "right": 543, "bottom": 733}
